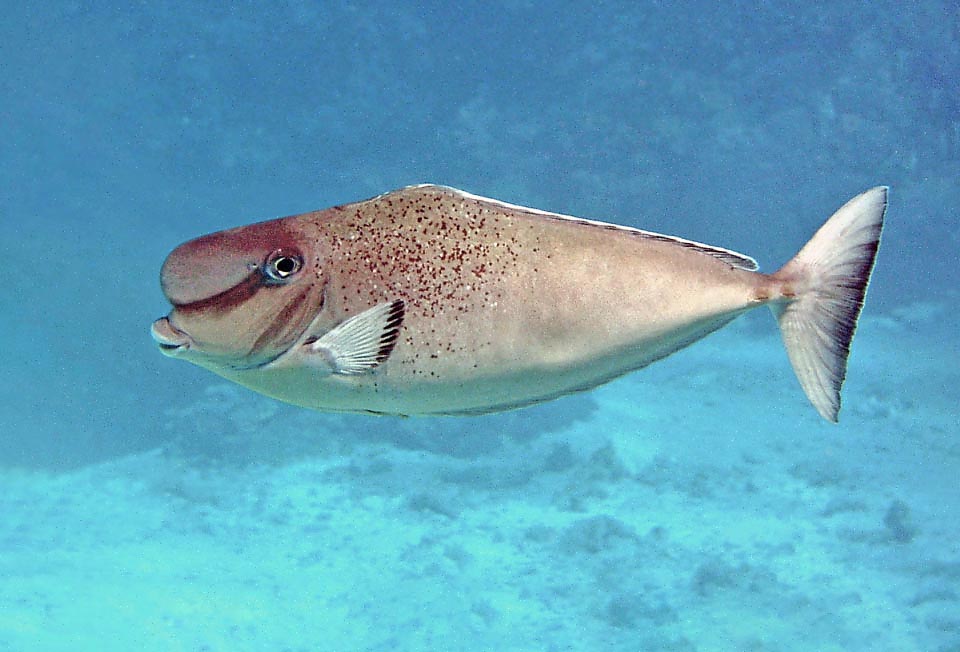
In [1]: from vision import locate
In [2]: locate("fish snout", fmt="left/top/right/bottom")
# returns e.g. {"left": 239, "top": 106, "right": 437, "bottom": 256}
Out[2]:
{"left": 151, "top": 316, "right": 192, "bottom": 355}
{"left": 160, "top": 234, "right": 258, "bottom": 307}
{"left": 159, "top": 219, "right": 304, "bottom": 306}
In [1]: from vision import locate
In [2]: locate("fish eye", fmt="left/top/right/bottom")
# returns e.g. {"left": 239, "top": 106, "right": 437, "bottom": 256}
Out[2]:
{"left": 263, "top": 252, "right": 303, "bottom": 281}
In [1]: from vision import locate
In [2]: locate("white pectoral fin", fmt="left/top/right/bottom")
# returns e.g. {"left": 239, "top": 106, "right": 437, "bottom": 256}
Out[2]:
{"left": 309, "top": 299, "right": 405, "bottom": 375}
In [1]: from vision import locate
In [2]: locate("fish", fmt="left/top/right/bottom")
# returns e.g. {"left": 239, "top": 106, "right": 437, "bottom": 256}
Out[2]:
{"left": 151, "top": 184, "right": 886, "bottom": 421}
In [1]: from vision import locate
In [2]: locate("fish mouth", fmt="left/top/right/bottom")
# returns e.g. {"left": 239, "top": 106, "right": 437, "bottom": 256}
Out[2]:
{"left": 151, "top": 316, "right": 192, "bottom": 355}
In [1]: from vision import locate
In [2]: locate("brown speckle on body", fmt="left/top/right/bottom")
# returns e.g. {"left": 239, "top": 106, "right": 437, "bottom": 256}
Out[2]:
{"left": 153, "top": 184, "right": 887, "bottom": 420}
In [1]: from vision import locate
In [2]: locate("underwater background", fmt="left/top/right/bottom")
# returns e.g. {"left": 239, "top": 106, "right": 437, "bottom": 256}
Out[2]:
{"left": 1, "top": 2, "right": 958, "bottom": 650}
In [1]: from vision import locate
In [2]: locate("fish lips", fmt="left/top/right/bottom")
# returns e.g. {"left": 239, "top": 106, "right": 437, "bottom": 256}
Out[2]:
{"left": 151, "top": 316, "right": 193, "bottom": 356}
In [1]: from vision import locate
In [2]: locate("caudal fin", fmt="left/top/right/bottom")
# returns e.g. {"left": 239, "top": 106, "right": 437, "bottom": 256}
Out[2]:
{"left": 770, "top": 187, "right": 887, "bottom": 422}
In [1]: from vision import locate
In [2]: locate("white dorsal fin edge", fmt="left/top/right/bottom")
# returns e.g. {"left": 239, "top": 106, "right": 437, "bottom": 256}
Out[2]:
{"left": 395, "top": 184, "right": 758, "bottom": 272}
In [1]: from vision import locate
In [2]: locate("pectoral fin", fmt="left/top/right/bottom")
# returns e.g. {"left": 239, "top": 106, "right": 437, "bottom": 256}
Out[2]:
{"left": 310, "top": 299, "right": 405, "bottom": 375}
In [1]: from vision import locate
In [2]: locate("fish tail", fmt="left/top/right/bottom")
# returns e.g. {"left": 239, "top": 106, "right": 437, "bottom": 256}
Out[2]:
{"left": 768, "top": 186, "right": 887, "bottom": 422}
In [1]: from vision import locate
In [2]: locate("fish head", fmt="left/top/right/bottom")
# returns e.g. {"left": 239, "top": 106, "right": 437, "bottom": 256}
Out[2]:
{"left": 151, "top": 216, "right": 326, "bottom": 371}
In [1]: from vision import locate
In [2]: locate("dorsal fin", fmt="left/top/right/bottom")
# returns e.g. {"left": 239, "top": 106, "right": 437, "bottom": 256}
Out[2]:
{"left": 399, "top": 185, "right": 758, "bottom": 271}
{"left": 632, "top": 231, "right": 758, "bottom": 271}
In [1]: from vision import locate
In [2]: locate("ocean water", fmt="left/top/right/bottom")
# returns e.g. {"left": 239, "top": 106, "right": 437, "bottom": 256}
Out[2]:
{"left": 1, "top": 2, "right": 958, "bottom": 650}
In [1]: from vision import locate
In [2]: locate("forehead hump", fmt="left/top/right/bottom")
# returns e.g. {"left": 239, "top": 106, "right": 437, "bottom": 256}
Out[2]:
{"left": 160, "top": 217, "right": 302, "bottom": 306}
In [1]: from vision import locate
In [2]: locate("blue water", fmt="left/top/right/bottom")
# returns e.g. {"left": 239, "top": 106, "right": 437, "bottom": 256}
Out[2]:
{"left": 2, "top": 2, "right": 958, "bottom": 650}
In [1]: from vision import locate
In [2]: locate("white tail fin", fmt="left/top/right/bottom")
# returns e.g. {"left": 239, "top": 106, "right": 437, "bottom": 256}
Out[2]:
{"left": 770, "top": 187, "right": 887, "bottom": 422}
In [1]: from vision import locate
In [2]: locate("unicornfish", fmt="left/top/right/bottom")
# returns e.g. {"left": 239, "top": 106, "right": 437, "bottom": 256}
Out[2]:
{"left": 151, "top": 184, "right": 886, "bottom": 421}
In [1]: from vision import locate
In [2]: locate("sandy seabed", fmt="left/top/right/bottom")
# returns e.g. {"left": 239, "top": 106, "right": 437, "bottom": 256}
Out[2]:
{"left": 1, "top": 309, "right": 957, "bottom": 652}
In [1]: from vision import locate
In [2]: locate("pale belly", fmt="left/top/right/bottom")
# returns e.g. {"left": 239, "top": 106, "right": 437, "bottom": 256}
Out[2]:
{"left": 226, "top": 299, "right": 757, "bottom": 416}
